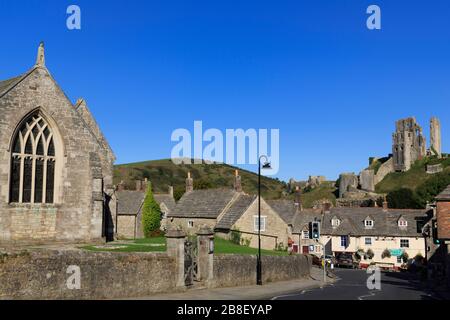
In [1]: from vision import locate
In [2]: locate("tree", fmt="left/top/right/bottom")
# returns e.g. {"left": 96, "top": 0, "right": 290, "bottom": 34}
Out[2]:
{"left": 365, "top": 249, "right": 375, "bottom": 260}
{"left": 386, "top": 188, "right": 419, "bottom": 209}
{"left": 415, "top": 171, "right": 450, "bottom": 208}
{"left": 142, "top": 184, "right": 162, "bottom": 238}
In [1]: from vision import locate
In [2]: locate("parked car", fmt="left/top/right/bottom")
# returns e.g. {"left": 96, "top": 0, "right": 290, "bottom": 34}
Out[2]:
{"left": 335, "top": 252, "right": 357, "bottom": 268}
{"left": 321, "top": 255, "right": 337, "bottom": 266}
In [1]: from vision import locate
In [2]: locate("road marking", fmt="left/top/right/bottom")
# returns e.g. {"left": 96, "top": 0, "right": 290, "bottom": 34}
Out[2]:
{"left": 358, "top": 291, "right": 377, "bottom": 300}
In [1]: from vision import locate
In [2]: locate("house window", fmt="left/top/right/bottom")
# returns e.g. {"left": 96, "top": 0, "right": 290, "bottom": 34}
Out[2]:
{"left": 397, "top": 256, "right": 402, "bottom": 264}
{"left": 9, "top": 112, "right": 57, "bottom": 204}
{"left": 340, "top": 236, "right": 348, "bottom": 248}
{"left": 302, "top": 230, "right": 309, "bottom": 239}
{"left": 315, "top": 245, "right": 321, "bottom": 253}
{"left": 332, "top": 218, "right": 340, "bottom": 227}
{"left": 364, "top": 219, "right": 373, "bottom": 228}
{"left": 188, "top": 220, "right": 194, "bottom": 228}
{"left": 365, "top": 237, "right": 372, "bottom": 245}
{"left": 400, "top": 239, "right": 409, "bottom": 248}
{"left": 398, "top": 220, "right": 408, "bottom": 228}
{"left": 253, "top": 216, "right": 266, "bottom": 232}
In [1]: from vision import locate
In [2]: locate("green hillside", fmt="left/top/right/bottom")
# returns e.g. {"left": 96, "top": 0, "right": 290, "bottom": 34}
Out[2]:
{"left": 376, "top": 157, "right": 450, "bottom": 193}
{"left": 301, "top": 183, "right": 337, "bottom": 208}
{"left": 114, "top": 159, "right": 288, "bottom": 200}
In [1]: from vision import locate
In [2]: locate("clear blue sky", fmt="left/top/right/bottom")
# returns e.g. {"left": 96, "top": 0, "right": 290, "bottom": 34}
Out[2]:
{"left": 0, "top": 0, "right": 448, "bottom": 181}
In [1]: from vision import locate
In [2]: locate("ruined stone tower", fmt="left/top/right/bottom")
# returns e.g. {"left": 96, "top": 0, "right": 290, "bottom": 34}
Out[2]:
{"left": 430, "top": 117, "right": 442, "bottom": 158}
{"left": 392, "top": 117, "right": 426, "bottom": 172}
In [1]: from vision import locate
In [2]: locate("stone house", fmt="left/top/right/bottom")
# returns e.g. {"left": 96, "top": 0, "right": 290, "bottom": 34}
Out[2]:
{"left": 116, "top": 180, "right": 175, "bottom": 239}
{"left": 167, "top": 171, "right": 293, "bottom": 250}
{"left": 0, "top": 43, "right": 115, "bottom": 244}
{"left": 319, "top": 205, "right": 433, "bottom": 270}
{"left": 436, "top": 185, "right": 450, "bottom": 240}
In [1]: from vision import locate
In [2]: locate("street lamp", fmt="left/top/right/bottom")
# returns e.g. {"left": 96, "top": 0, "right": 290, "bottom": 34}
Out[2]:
{"left": 257, "top": 155, "right": 271, "bottom": 286}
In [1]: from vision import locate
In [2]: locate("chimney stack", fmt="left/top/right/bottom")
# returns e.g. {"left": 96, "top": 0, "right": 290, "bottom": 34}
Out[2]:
{"left": 136, "top": 180, "right": 143, "bottom": 191}
{"left": 117, "top": 180, "right": 125, "bottom": 191}
{"left": 383, "top": 196, "right": 389, "bottom": 211}
{"left": 323, "top": 202, "right": 332, "bottom": 213}
{"left": 234, "top": 170, "right": 242, "bottom": 192}
{"left": 186, "top": 172, "right": 194, "bottom": 193}
{"left": 168, "top": 186, "right": 174, "bottom": 198}
{"left": 294, "top": 186, "right": 303, "bottom": 211}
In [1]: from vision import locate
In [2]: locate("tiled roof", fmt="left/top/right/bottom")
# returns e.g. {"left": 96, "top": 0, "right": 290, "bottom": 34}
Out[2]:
{"left": 266, "top": 200, "right": 298, "bottom": 224}
{"left": 290, "top": 209, "right": 323, "bottom": 233}
{"left": 436, "top": 185, "right": 450, "bottom": 201}
{"left": 154, "top": 194, "right": 176, "bottom": 212}
{"left": 116, "top": 191, "right": 145, "bottom": 215}
{"left": 216, "top": 194, "right": 256, "bottom": 230}
{"left": 169, "top": 189, "right": 238, "bottom": 218}
{"left": 321, "top": 207, "right": 432, "bottom": 237}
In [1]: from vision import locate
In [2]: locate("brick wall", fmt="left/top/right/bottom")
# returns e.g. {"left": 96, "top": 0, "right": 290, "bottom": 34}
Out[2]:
{"left": 437, "top": 201, "right": 450, "bottom": 239}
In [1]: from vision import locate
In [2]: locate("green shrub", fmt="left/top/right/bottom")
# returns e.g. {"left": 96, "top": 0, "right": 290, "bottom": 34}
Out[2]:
{"left": 415, "top": 171, "right": 450, "bottom": 208}
{"left": 366, "top": 249, "right": 375, "bottom": 260}
{"left": 381, "top": 249, "right": 391, "bottom": 259}
{"left": 401, "top": 252, "right": 409, "bottom": 263}
{"left": 142, "top": 184, "right": 162, "bottom": 238}
{"left": 386, "top": 188, "right": 420, "bottom": 209}
{"left": 230, "top": 230, "right": 241, "bottom": 245}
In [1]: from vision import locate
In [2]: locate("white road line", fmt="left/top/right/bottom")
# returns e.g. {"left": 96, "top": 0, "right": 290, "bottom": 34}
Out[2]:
{"left": 357, "top": 291, "right": 378, "bottom": 300}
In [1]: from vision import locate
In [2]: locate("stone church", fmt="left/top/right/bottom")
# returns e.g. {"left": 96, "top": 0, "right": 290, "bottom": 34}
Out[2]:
{"left": 0, "top": 43, "right": 116, "bottom": 244}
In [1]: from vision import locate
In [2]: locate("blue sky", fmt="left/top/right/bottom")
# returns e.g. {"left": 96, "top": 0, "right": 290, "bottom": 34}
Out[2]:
{"left": 0, "top": 0, "right": 448, "bottom": 181}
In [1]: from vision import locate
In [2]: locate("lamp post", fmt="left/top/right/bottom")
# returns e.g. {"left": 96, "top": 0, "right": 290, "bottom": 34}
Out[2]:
{"left": 257, "top": 155, "right": 271, "bottom": 286}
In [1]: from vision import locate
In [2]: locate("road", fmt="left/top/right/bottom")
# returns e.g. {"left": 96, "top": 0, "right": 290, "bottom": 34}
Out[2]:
{"left": 272, "top": 268, "right": 440, "bottom": 300}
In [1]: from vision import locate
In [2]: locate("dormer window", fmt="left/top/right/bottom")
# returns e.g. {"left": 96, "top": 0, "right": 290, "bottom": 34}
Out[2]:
{"left": 398, "top": 219, "right": 408, "bottom": 228}
{"left": 364, "top": 218, "right": 374, "bottom": 229}
{"left": 332, "top": 217, "right": 341, "bottom": 228}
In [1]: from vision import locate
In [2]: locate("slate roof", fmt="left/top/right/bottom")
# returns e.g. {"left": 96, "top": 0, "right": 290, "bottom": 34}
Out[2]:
{"left": 266, "top": 200, "right": 298, "bottom": 224}
{"left": 290, "top": 209, "right": 323, "bottom": 233}
{"left": 154, "top": 194, "right": 176, "bottom": 212}
{"left": 169, "top": 189, "right": 238, "bottom": 218}
{"left": 216, "top": 194, "right": 256, "bottom": 230}
{"left": 436, "top": 185, "right": 450, "bottom": 201}
{"left": 116, "top": 191, "right": 145, "bottom": 215}
{"left": 321, "top": 207, "right": 432, "bottom": 237}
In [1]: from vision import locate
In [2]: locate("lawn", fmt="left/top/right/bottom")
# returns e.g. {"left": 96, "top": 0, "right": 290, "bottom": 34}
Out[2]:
{"left": 81, "top": 236, "right": 288, "bottom": 256}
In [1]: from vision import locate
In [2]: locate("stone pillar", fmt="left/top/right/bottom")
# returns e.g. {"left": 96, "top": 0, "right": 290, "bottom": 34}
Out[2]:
{"left": 294, "top": 186, "right": 303, "bottom": 211}
{"left": 168, "top": 186, "right": 174, "bottom": 198}
{"left": 430, "top": 117, "right": 442, "bottom": 158}
{"left": 166, "top": 227, "right": 186, "bottom": 288}
{"left": 196, "top": 225, "right": 214, "bottom": 285}
{"left": 359, "top": 169, "right": 375, "bottom": 192}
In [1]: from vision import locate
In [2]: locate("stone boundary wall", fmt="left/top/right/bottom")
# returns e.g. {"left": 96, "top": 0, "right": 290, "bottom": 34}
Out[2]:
{"left": 0, "top": 249, "right": 177, "bottom": 299}
{"left": 374, "top": 158, "right": 394, "bottom": 185}
{"left": 212, "top": 254, "right": 312, "bottom": 288}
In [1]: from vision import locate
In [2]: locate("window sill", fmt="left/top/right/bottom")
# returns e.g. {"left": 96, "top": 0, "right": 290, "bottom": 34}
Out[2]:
{"left": 7, "top": 203, "right": 61, "bottom": 209}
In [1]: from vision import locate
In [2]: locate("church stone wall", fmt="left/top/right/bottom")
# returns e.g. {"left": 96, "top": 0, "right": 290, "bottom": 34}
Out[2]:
{"left": 0, "top": 66, "right": 113, "bottom": 244}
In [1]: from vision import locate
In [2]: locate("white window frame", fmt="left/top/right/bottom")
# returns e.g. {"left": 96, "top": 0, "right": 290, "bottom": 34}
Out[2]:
{"left": 253, "top": 216, "right": 266, "bottom": 232}
{"left": 332, "top": 218, "right": 340, "bottom": 227}
{"left": 365, "top": 219, "right": 374, "bottom": 228}
{"left": 398, "top": 219, "right": 408, "bottom": 228}
{"left": 187, "top": 220, "right": 194, "bottom": 228}
{"left": 302, "top": 230, "right": 310, "bottom": 239}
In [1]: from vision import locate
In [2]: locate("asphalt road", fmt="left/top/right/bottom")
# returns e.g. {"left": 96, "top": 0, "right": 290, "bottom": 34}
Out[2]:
{"left": 272, "top": 268, "right": 440, "bottom": 300}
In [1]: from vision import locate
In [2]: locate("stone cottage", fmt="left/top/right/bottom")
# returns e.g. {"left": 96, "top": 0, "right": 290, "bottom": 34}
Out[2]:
{"left": 115, "top": 180, "right": 175, "bottom": 239}
{"left": 0, "top": 43, "right": 116, "bottom": 244}
{"left": 167, "top": 171, "right": 293, "bottom": 250}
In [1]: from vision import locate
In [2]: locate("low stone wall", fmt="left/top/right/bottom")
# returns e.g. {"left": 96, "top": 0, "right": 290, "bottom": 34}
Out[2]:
{"left": 0, "top": 249, "right": 177, "bottom": 299}
{"left": 212, "top": 254, "right": 312, "bottom": 288}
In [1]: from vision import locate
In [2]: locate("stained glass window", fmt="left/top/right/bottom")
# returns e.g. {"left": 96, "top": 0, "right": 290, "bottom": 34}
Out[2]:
{"left": 10, "top": 112, "right": 57, "bottom": 204}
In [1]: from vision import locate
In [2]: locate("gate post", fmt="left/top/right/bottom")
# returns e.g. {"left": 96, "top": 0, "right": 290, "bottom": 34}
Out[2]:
{"left": 166, "top": 227, "right": 186, "bottom": 288}
{"left": 196, "top": 225, "right": 214, "bottom": 285}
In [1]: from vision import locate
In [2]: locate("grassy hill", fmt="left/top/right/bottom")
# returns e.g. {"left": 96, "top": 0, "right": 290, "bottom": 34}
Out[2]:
{"left": 376, "top": 157, "right": 450, "bottom": 194}
{"left": 301, "top": 183, "right": 338, "bottom": 208}
{"left": 114, "top": 159, "right": 288, "bottom": 200}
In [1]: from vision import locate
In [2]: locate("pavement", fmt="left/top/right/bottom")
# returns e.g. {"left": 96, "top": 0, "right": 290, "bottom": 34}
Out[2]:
{"left": 129, "top": 266, "right": 335, "bottom": 300}
{"left": 272, "top": 268, "right": 446, "bottom": 300}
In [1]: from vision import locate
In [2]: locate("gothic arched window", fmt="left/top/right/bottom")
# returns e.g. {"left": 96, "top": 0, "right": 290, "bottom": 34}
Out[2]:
{"left": 10, "top": 112, "right": 57, "bottom": 204}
